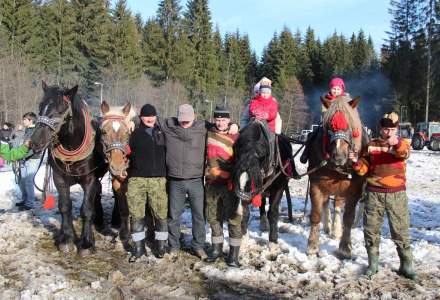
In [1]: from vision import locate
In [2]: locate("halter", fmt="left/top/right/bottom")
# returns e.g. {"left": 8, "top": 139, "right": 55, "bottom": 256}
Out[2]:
{"left": 36, "top": 95, "right": 73, "bottom": 146}
{"left": 100, "top": 114, "right": 130, "bottom": 173}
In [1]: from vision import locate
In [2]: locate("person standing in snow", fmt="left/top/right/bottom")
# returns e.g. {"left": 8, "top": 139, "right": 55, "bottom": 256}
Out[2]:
{"left": 349, "top": 112, "right": 418, "bottom": 280}
{"left": 204, "top": 105, "right": 242, "bottom": 267}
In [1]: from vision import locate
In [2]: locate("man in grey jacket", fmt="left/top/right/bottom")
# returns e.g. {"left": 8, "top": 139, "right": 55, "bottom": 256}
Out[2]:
{"left": 163, "top": 104, "right": 208, "bottom": 259}
{"left": 164, "top": 104, "right": 237, "bottom": 259}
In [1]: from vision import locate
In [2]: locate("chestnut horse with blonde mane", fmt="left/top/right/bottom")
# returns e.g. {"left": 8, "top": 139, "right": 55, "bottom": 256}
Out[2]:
{"left": 100, "top": 101, "right": 136, "bottom": 247}
{"left": 306, "top": 95, "right": 369, "bottom": 258}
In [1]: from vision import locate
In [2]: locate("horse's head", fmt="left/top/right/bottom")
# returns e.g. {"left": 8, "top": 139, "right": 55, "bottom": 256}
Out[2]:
{"left": 100, "top": 101, "right": 135, "bottom": 177}
{"left": 234, "top": 121, "right": 269, "bottom": 201}
{"left": 31, "top": 81, "right": 78, "bottom": 153}
{"left": 321, "top": 95, "right": 362, "bottom": 166}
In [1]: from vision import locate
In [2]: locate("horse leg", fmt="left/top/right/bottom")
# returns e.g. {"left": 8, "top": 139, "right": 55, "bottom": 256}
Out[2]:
{"left": 241, "top": 202, "right": 250, "bottom": 236}
{"left": 94, "top": 179, "right": 105, "bottom": 233}
{"left": 322, "top": 198, "right": 331, "bottom": 234}
{"left": 53, "top": 178, "right": 76, "bottom": 254}
{"left": 259, "top": 197, "right": 269, "bottom": 232}
{"left": 111, "top": 187, "right": 121, "bottom": 228}
{"left": 78, "top": 177, "right": 98, "bottom": 257}
{"left": 332, "top": 196, "right": 344, "bottom": 239}
{"left": 338, "top": 196, "right": 358, "bottom": 259}
{"left": 267, "top": 181, "right": 284, "bottom": 244}
{"left": 307, "top": 184, "right": 329, "bottom": 256}
{"left": 116, "top": 179, "right": 129, "bottom": 246}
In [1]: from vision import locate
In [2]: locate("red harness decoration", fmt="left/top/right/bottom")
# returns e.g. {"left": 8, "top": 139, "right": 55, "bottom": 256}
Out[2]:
{"left": 330, "top": 111, "right": 349, "bottom": 132}
{"left": 53, "top": 108, "right": 95, "bottom": 161}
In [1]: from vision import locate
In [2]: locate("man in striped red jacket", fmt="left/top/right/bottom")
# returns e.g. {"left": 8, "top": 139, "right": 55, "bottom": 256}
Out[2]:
{"left": 349, "top": 112, "right": 418, "bottom": 280}
{"left": 204, "top": 105, "right": 242, "bottom": 267}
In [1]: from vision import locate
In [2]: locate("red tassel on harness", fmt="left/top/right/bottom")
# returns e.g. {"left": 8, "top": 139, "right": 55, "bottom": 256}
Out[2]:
{"left": 251, "top": 194, "right": 262, "bottom": 207}
{"left": 330, "top": 111, "right": 348, "bottom": 132}
{"left": 125, "top": 144, "right": 131, "bottom": 156}
{"left": 352, "top": 128, "right": 360, "bottom": 138}
{"left": 43, "top": 194, "right": 56, "bottom": 210}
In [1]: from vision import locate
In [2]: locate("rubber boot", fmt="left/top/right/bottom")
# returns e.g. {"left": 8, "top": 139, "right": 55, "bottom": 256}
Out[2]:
{"left": 226, "top": 246, "right": 241, "bottom": 268}
{"left": 397, "top": 249, "right": 418, "bottom": 280}
{"left": 365, "top": 250, "right": 379, "bottom": 277}
{"left": 300, "top": 130, "right": 317, "bottom": 164}
{"left": 129, "top": 218, "right": 146, "bottom": 262}
{"left": 156, "top": 240, "right": 166, "bottom": 258}
{"left": 154, "top": 218, "right": 168, "bottom": 259}
{"left": 207, "top": 243, "right": 223, "bottom": 263}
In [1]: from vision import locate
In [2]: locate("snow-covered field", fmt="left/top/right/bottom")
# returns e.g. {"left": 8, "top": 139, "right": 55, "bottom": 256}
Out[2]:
{"left": 0, "top": 146, "right": 439, "bottom": 299}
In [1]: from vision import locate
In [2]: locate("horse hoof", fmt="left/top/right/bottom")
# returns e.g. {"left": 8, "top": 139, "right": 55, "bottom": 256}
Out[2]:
{"left": 306, "top": 246, "right": 319, "bottom": 257}
{"left": 338, "top": 248, "right": 352, "bottom": 260}
{"left": 58, "top": 243, "right": 75, "bottom": 254}
{"left": 260, "top": 216, "right": 269, "bottom": 232}
{"left": 79, "top": 248, "right": 93, "bottom": 258}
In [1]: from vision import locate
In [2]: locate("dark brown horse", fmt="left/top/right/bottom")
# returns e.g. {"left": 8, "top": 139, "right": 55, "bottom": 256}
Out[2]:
{"left": 306, "top": 95, "right": 369, "bottom": 258}
{"left": 99, "top": 101, "right": 136, "bottom": 247}
{"left": 31, "top": 82, "right": 108, "bottom": 257}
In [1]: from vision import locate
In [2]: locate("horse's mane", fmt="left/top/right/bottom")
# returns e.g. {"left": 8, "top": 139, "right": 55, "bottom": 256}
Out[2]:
{"left": 104, "top": 105, "right": 137, "bottom": 122}
{"left": 322, "top": 95, "right": 360, "bottom": 132}
{"left": 40, "top": 85, "right": 85, "bottom": 115}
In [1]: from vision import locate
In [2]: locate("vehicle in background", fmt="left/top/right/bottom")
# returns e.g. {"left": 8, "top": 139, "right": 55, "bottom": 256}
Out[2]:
{"left": 411, "top": 122, "right": 440, "bottom": 151}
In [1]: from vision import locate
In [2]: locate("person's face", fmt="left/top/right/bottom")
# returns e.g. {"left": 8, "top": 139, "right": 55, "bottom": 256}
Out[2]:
{"left": 22, "top": 118, "right": 31, "bottom": 128}
{"left": 179, "top": 119, "right": 194, "bottom": 128}
{"left": 330, "top": 86, "right": 343, "bottom": 97}
{"left": 140, "top": 116, "right": 157, "bottom": 128}
{"left": 2, "top": 124, "right": 7, "bottom": 130}
{"left": 260, "top": 90, "right": 271, "bottom": 99}
{"left": 214, "top": 117, "right": 230, "bottom": 131}
{"left": 380, "top": 127, "right": 398, "bottom": 139}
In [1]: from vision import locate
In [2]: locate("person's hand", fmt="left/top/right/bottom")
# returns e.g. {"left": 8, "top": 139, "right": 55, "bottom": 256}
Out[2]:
{"left": 348, "top": 149, "right": 358, "bottom": 163}
{"left": 228, "top": 123, "right": 239, "bottom": 135}
{"left": 387, "top": 135, "right": 399, "bottom": 146}
{"left": 23, "top": 139, "right": 32, "bottom": 149}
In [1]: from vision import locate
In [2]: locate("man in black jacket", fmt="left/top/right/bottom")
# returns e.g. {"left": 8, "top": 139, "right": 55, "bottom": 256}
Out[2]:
{"left": 126, "top": 104, "right": 168, "bottom": 261}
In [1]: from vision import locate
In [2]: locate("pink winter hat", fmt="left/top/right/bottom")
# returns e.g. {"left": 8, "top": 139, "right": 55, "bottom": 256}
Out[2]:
{"left": 328, "top": 77, "right": 345, "bottom": 93}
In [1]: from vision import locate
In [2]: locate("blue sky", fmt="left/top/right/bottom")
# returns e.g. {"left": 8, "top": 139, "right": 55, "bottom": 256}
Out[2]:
{"left": 126, "top": 0, "right": 391, "bottom": 56}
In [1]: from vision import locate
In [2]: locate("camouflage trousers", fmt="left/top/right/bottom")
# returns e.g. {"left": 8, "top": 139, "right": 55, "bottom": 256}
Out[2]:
{"left": 363, "top": 190, "right": 412, "bottom": 256}
{"left": 205, "top": 184, "right": 242, "bottom": 246}
{"left": 126, "top": 177, "right": 168, "bottom": 221}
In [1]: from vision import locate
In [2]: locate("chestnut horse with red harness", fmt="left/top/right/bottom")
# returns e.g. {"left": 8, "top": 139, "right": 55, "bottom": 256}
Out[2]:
{"left": 306, "top": 95, "right": 369, "bottom": 258}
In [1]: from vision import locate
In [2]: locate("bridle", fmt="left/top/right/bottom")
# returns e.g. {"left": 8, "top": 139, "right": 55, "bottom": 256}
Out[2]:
{"left": 35, "top": 95, "right": 73, "bottom": 149}
{"left": 100, "top": 114, "right": 130, "bottom": 172}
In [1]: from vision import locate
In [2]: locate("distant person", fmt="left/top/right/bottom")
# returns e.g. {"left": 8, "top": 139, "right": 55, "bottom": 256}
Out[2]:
{"left": 349, "top": 112, "right": 418, "bottom": 280}
{"left": 0, "top": 122, "right": 15, "bottom": 143}
{"left": 16, "top": 112, "right": 40, "bottom": 211}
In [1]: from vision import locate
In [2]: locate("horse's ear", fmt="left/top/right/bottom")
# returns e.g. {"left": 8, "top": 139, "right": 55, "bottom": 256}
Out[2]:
{"left": 101, "top": 101, "right": 110, "bottom": 115}
{"left": 349, "top": 96, "right": 361, "bottom": 108}
{"left": 122, "top": 102, "right": 131, "bottom": 117}
{"left": 42, "top": 81, "right": 48, "bottom": 92}
{"left": 321, "top": 96, "right": 332, "bottom": 109}
{"left": 64, "top": 85, "right": 78, "bottom": 102}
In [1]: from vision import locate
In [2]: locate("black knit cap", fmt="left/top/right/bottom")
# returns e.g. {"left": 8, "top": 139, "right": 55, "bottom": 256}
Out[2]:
{"left": 380, "top": 112, "right": 399, "bottom": 128}
{"left": 213, "top": 105, "right": 230, "bottom": 118}
{"left": 140, "top": 104, "right": 157, "bottom": 117}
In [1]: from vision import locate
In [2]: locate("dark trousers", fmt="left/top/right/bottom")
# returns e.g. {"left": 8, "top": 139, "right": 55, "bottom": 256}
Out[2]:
{"left": 167, "top": 178, "right": 206, "bottom": 250}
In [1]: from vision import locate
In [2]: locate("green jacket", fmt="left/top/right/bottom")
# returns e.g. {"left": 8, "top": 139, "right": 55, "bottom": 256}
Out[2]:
{"left": 0, "top": 141, "right": 29, "bottom": 162}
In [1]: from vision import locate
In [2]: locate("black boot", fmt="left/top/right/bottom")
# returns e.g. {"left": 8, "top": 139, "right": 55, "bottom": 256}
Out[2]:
{"left": 300, "top": 130, "right": 318, "bottom": 164}
{"left": 129, "top": 218, "right": 146, "bottom": 262}
{"left": 156, "top": 240, "right": 166, "bottom": 258}
{"left": 154, "top": 218, "right": 168, "bottom": 259}
{"left": 226, "top": 246, "right": 241, "bottom": 268}
{"left": 207, "top": 243, "right": 223, "bottom": 263}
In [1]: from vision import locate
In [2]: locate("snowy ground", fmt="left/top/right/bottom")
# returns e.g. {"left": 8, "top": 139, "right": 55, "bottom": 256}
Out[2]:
{"left": 0, "top": 146, "right": 439, "bottom": 299}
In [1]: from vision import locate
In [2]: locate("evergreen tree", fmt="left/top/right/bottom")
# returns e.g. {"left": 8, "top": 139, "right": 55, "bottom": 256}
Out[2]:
{"left": 110, "top": 0, "right": 143, "bottom": 79}
{"left": 0, "top": 0, "right": 37, "bottom": 58}
{"left": 183, "top": 0, "right": 217, "bottom": 105}
{"left": 72, "top": 0, "right": 112, "bottom": 91}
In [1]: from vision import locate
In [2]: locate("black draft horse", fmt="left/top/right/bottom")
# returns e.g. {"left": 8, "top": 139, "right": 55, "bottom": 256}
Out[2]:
{"left": 31, "top": 82, "right": 108, "bottom": 257}
{"left": 234, "top": 120, "right": 293, "bottom": 244}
